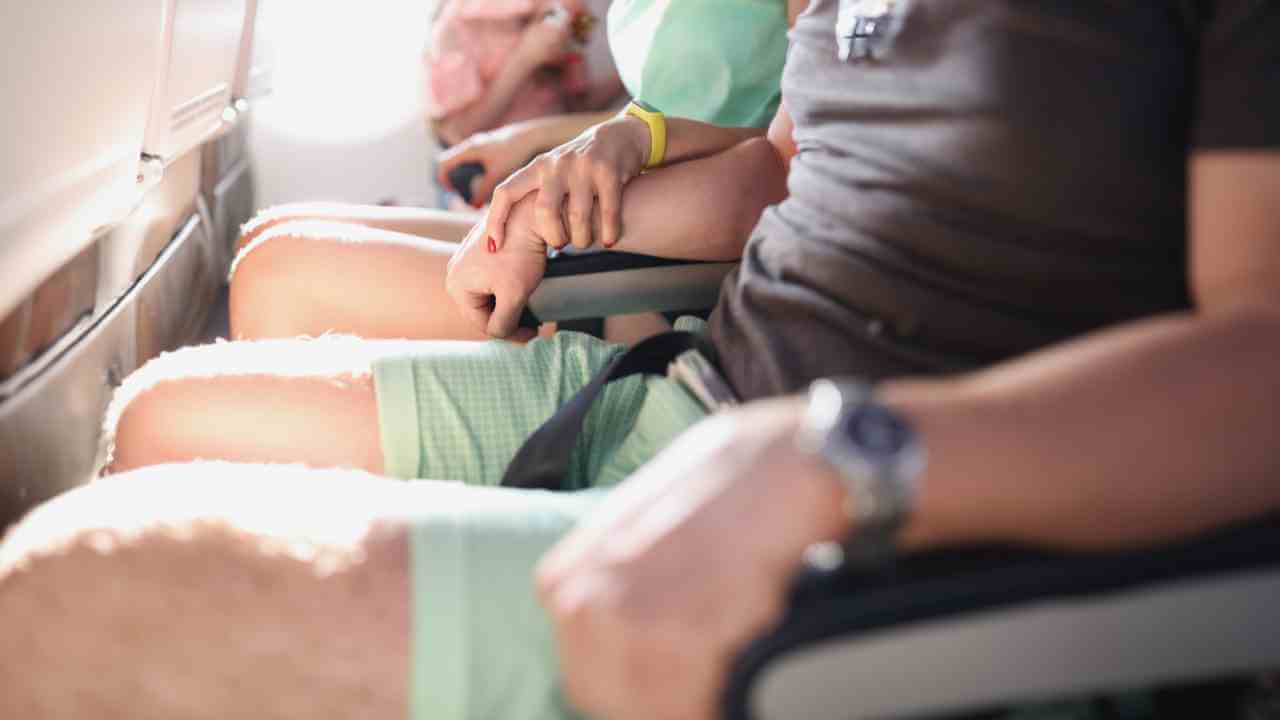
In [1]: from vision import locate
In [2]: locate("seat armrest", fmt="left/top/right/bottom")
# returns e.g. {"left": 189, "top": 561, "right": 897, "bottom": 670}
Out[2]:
{"left": 724, "top": 515, "right": 1280, "bottom": 720}
{"left": 519, "top": 251, "right": 737, "bottom": 327}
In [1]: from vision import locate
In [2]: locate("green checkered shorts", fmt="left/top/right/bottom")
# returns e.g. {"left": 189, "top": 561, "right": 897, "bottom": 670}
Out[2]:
{"left": 370, "top": 323, "right": 709, "bottom": 720}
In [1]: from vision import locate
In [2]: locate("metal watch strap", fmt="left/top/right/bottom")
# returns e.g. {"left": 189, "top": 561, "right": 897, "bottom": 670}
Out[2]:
{"left": 804, "top": 379, "right": 923, "bottom": 571}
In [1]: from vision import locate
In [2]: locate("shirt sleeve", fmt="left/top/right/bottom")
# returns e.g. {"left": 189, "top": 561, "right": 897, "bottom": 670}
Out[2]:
{"left": 1191, "top": 0, "right": 1280, "bottom": 149}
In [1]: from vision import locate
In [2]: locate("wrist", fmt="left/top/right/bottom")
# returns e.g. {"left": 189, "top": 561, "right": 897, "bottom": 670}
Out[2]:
{"left": 767, "top": 449, "right": 855, "bottom": 572}
{"left": 741, "top": 399, "right": 854, "bottom": 570}
{"left": 619, "top": 101, "right": 666, "bottom": 170}
{"left": 876, "top": 379, "right": 976, "bottom": 552}
{"left": 616, "top": 114, "right": 654, "bottom": 170}
{"left": 796, "top": 379, "right": 937, "bottom": 569}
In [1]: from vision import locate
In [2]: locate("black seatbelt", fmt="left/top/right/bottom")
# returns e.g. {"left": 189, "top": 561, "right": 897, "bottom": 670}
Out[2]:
{"left": 501, "top": 330, "right": 718, "bottom": 491}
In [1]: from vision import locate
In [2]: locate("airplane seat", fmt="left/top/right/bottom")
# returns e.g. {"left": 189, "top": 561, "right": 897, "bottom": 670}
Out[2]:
{"left": 0, "top": 0, "right": 256, "bottom": 529}
{"left": 204, "top": 0, "right": 274, "bottom": 267}
{"left": 509, "top": 257, "right": 1280, "bottom": 717}
{"left": 522, "top": 251, "right": 738, "bottom": 328}
{"left": 0, "top": 1, "right": 165, "bottom": 372}
{"left": 723, "top": 515, "right": 1280, "bottom": 719}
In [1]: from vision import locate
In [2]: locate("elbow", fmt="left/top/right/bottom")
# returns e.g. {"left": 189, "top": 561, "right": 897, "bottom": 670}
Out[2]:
{"left": 726, "top": 137, "right": 789, "bottom": 251}
{"left": 1194, "top": 284, "right": 1280, "bottom": 347}
{"left": 1214, "top": 303, "right": 1280, "bottom": 350}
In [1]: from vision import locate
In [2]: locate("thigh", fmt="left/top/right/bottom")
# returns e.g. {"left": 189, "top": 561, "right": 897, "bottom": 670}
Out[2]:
{"left": 371, "top": 330, "right": 638, "bottom": 483}
{"left": 237, "top": 202, "right": 481, "bottom": 253}
{"left": 0, "top": 463, "right": 604, "bottom": 720}
{"left": 0, "top": 464, "right": 415, "bottom": 719}
{"left": 229, "top": 221, "right": 490, "bottom": 341}
{"left": 404, "top": 480, "right": 607, "bottom": 720}
{"left": 107, "top": 336, "right": 413, "bottom": 473}
{"left": 106, "top": 332, "right": 637, "bottom": 483}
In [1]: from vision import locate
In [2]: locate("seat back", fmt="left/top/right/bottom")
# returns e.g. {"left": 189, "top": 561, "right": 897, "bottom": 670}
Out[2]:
{"left": 141, "top": 0, "right": 250, "bottom": 164}
{"left": 1, "top": 0, "right": 258, "bottom": 528}
{"left": 203, "top": 0, "right": 273, "bottom": 264}
{"left": 725, "top": 517, "right": 1280, "bottom": 719}
{"left": 233, "top": 0, "right": 275, "bottom": 103}
{"left": 0, "top": 0, "right": 166, "bottom": 324}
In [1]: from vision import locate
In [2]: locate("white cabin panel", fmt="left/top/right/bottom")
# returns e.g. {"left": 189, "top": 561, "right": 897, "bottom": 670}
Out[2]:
{"left": 0, "top": 0, "right": 165, "bottom": 321}
{"left": 142, "top": 0, "right": 249, "bottom": 163}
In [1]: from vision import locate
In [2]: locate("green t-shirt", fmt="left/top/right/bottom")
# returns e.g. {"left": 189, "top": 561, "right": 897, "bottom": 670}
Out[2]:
{"left": 607, "top": 0, "right": 788, "bottom": 128}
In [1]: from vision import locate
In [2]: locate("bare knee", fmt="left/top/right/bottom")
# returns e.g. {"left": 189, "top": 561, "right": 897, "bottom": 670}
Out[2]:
{"left": 229, "top": 221, "right": 469, "bottom": 341}
{"left": 229, "top": 221, "right": 394, "bottom": 339}
{"left": 106, "top": 352, "right": 227, "bottom": 473}
{"left": 235, "top": 203, "right": 332, "bottom": 254}
{"left": 104, "top": 340, "right": 385, "bottom": 475}
{"left": 0, "top": 469, "right": 410, "bottom": 718}
{"left": 228, "top": 225, "right": 325, "bottom": 339}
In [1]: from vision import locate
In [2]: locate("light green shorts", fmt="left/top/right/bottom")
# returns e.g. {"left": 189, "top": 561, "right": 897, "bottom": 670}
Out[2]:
{"left": 371, "top": 326, "right": 709, "bottom": 720}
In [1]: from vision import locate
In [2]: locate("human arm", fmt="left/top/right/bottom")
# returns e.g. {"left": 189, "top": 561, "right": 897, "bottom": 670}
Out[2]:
{"left": 431, "top": 12, "right": 575, "bottom": 146}
{"left": 437, "top": 110, "right": 616, "bottom": 206}
{"left": 535, "top": 151, "right": 1280, "bottom": 720}
{"left": 879, "top": 151, "right": 1280, "bottom": 551}
{"left": 446, "top": 134, "right": 788, "bottom": 336}
{"left": 484, "top": 112, "right": 769, "bottom": 250}
{"left": 597, "top": 134, "right": 788, "bottom": 261}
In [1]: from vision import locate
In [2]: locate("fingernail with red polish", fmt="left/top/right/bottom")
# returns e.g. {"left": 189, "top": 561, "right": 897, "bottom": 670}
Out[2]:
{"left": 487, "top": 236, "right": 497, "bottom": 253}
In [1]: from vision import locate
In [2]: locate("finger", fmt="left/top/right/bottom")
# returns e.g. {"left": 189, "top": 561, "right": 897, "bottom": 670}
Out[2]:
{"left": 508, "top": 326, "right": 538, "bottom": 344}
{"left": 486, "top": 287, "right": 530, "bottom": 339}
{"left": 485, "top": 171, "right": 539, "bottom": 249}
{"left": 471, "top": 167, "right": 505, "bottom": 207}
{"left": 536, "top": 419, "right": 729, "bottom": 588}
{"left": 535, "top": 176, "right": 570, "bottom": 250}
{"left": 545, "top": 574, "right": 622, "bottom": 716}
{"left": 436, "top": 143, "right": 477, "bottom": 185}
{"left": 566, "top": 174, "right": 595, "bottom": 250}
{"left": 449, "top": 288, "right": 494, "bottom": 334}
{"left": 595, "top": 170, "right": 623, "bottom": 248}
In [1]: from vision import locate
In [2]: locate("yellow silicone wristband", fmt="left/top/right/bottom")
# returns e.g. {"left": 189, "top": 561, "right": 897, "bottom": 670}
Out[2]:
{"left": 623, "top": 101, "right": 667, "bottom": 170}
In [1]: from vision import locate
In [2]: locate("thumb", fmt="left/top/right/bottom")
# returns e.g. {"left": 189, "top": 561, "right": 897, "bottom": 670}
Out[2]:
{"left": 437, "top": 143, "right": 479, "bottom": 184}
{"left": 484, "top": 170, "right": 539, "bottom": 249}
{"left": 471, "top": 171, "right": 501, "bottom": 207}
{"left": 446, "top": 277, "right": 497, "bottom": 334}
{"left": 486, "top": 287, "right": 531, "bottom": 339}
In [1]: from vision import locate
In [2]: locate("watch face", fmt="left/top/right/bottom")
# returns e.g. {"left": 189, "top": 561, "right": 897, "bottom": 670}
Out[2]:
{"left": 841, "top": 404, "right": 913, "bottom": 459}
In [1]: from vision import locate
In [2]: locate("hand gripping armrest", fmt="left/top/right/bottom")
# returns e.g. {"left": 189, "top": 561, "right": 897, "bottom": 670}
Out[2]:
{"left": 724, "top": 515, "right": 1280, "bottom": 720}
{"left": 518, "top": 251, "right": 737, "bottom": 328}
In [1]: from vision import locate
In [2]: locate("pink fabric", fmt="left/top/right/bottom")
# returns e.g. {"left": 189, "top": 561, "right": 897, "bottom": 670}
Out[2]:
{"left": 426, "top": 50, "right": 485, "bottom": 118}
{"left": 453, "top": 0, "right": 541, "bottom": 19}
{"left": 423, "top": 0, "right": 601, "bottom": 121}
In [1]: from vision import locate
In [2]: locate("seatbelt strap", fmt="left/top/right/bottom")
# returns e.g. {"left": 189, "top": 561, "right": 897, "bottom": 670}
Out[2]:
{"left": 501, "top": 330, "right": 718, "bottom": 491}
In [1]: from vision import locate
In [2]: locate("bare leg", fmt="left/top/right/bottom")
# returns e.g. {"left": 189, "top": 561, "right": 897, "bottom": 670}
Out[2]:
{"left": 605, "top": 313, "right": 674, "bottom": 346}
{"left": 0, "top": 464, "right": 411, "bottom": 719}
{"left": 105, "top": 337, "right": 410, "bottom": 473}
{"left": 229, "top": 222, "right": 489, "bottom": 341}
{"left": 236, "top": 202, "right": 481, "bottom": 254}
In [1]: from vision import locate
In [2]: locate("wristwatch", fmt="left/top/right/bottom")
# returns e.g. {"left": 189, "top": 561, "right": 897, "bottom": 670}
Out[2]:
{"left": 620, "top": 100, "right": 666, "bottom": 170}
{"left": 799, "top": 378, "right": 925, "bottom": 568}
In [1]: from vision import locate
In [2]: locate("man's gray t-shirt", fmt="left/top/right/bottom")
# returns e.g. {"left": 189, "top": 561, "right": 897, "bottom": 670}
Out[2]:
{"left": 709, "top": 0, "right": 1280, "bottom": 400}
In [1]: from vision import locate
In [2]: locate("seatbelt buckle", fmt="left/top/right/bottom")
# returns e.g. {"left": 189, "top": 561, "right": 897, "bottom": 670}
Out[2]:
{"left": 667, "top": 349, "right": 738, "bottom": 412}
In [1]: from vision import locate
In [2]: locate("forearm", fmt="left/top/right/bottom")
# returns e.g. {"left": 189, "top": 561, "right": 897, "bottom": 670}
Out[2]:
{"left": 875, "top": 305, "right": 1280, "bottom": 552}
{"left": 434, "top": 59, "right": 541, "bottom": 143}
{"left": 521, "top": 110, "right": 617, "bottom": 151}
{"left": 601, "top": 136, "right": 787, "bottom": 260}
{"left": 651, "top": 117, "right": 765, "bottom": 166}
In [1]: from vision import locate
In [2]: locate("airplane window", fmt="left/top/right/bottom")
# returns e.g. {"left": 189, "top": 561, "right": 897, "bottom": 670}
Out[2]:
{"left": 249, "top": 0, "right": 438, "bottom": 207}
